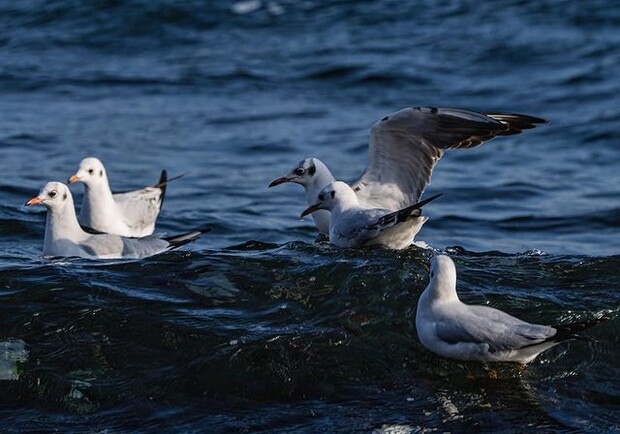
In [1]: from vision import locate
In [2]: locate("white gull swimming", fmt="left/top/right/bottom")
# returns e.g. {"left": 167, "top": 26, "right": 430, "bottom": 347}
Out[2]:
{"left": 26, "top": 182, "right": 201, "bottom": 259}
{"left": 270, "top": 106, "right": 547, "bottom": 234}
{"left": 416, "top": 255, "right": 606, "bottom": 364}
{"left": 67, "top": 157, "right": 174, "bottom": 237}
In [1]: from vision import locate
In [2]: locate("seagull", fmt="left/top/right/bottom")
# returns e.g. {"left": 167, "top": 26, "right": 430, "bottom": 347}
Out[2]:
{"left": 269, "top": 107, "right": 547, "bottom": 234}
{"left": 25, "top": 182, "right": 203, "bottom": 259}
{"left": 416, "top": 255, "right": 607, "bottom": 364}
{"left": 300, "top": 181, "right": 441, "bottom": 249}
{"left": 67, "top": 157, "right": 180, "bottom": 237}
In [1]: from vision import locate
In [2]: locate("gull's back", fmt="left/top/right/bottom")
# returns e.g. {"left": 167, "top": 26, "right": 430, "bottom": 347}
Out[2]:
{"left": 424, "top": 298, "right": 557, "bottom": 363}
{"left": 79, "top": 233, "right": 169, "bottom": 259}
{"left": 330, "top": 207, "right": 419, "bottom": 248}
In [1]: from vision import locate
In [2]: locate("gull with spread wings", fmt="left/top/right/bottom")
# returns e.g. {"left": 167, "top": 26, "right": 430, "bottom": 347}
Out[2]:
{"left": 270, "top": 106, "right": 547, "bottom": 234}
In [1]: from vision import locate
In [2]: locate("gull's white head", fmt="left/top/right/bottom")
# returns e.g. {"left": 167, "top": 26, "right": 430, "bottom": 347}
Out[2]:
{"left": 67, "top": 157, "right": 108, "bottom": 187}
{"left": 269, "top": 157, "right": 333, "bottom": 189}
{"left": 299, "top": 181, "right": 358, "bottom": 217}
{"left": 25, "top": 182, "right": 74, "bottom": 213}
{"left": 428, "top": 255, "right": 459, "bottom": 301}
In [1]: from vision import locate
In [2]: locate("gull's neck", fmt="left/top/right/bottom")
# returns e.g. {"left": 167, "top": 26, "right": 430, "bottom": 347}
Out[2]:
{"left": 43, "top": 199, "right": 87, "bottom": 255}
{"left": 81, "top": 177, "right": 119, "bottom": 220}
{"left": 423, "top": 274, "right": 460, "bottom": 305}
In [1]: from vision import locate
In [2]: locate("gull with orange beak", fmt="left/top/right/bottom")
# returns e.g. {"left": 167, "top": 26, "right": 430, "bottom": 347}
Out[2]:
{"left": 67, "top": 157, "right": 179, "bottom": 237}
{"left": 300, "top": 181, "right": 441, "bottom": 249}
{"left": 25, "top": 181, "right": 203, "bottom": 259}
{"left": 270, "top": 106, "right": 547, "bottom": 235}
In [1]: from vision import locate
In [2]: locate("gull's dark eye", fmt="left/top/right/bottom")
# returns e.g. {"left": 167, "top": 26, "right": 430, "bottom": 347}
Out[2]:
{"left": 318, "top": 194, "right": 324, "bottom": 201}
{"left": 49, "top": 190, "right": 57, "bottom": 198}
{"left": 294, "top": 168, "right": 304, "bottom": 176}
{"left": 88, "top": 169, "right": 94, "bottom": 175}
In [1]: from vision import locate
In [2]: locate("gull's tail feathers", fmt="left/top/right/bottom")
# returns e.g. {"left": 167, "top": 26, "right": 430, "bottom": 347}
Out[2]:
{"left": 549, "top": 317, "right": 609, "bottom": 343}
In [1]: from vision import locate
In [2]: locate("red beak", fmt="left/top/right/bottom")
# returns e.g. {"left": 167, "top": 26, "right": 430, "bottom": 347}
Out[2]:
{"left": 25, "top": 197, "right": 45, "bottom": 206}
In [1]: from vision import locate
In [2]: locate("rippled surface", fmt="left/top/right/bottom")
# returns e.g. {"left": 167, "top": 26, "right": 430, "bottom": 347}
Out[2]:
{"left": 1, "top": 1, "right": 619, "bottom": 432}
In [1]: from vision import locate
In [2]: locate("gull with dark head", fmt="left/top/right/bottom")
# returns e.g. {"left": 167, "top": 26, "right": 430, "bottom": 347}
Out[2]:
{"left": 300, "top": 181, "right": 441, "bottom": 249}
{"left": 26, "top": 182, "right": 202, "bottom": 259}
{"left": 67, "top": 157, "right": 178, "bottom": 237}
{"left": 270, "top": 107, "right": 547, "bottom": 234}
{"left": 416, "top": 255, "right": 607, "bottom": 364}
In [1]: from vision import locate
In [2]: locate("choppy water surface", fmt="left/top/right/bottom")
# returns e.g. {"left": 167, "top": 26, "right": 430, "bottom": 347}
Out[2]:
{"left": 1, "top": 1, "right": 619, "bottom": 432}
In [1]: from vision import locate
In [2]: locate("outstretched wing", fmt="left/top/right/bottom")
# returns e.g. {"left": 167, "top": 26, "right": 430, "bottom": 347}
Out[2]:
{"left": 351, "top": 107, "right": 547, "bottom": 209}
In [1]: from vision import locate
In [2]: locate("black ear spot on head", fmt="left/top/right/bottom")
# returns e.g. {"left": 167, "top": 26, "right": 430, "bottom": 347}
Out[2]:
{"left": 330, "top": 191, "right": 335, "bottom": 198}
{"left": 99, "top": 170, "right": 103, "bottom": 177}
{"left": 382, "top": 116, "right": 389, "bottom": 121}
{"left": 308, "top": 162, "right": 316, "bottom": 176}
{"left": 430, "top": 271, "right": 435, "bottom": 278}
{"left": 62, "top": 193, "right": 67, "bottom": 201}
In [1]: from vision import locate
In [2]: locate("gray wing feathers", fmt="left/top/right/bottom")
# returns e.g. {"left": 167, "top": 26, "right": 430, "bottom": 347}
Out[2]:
{"left": 334, "top": 209, "right": 389, "bottom": 242}
{"left": 435, "top": 306, "right": 556, "bottom": 353}
{"left": 113, "top": 187, "right": 163, "bottom": 230}
{"left": 352, "top": 107, "right": 547, "bottom": 209}
{"left": 80, "top": 234, "right": 168, "bottom": 258}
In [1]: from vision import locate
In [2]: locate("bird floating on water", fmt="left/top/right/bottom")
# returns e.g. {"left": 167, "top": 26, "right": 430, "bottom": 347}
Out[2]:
{"left": 67, "top": 157, "right": 182, "bottom": 237}
{"left": 416, "top": 255, "right": 606, "bottom": 364}
{"left": 26, "top": 182, "right": 202, "bottom": 259}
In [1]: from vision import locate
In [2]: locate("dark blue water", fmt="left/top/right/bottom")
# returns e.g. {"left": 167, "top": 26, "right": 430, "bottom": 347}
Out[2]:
{"left": 1, "top": 1, "right": 619, "bottom": 432}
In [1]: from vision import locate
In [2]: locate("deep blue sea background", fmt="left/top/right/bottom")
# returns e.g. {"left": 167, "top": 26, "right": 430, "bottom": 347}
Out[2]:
{"left": 0, "top": 1, "right": 619, "bottom": 432}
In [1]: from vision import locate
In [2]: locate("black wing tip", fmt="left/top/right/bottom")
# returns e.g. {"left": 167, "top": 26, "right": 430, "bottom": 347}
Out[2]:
{"left": 550, "top": 316, "right": 609, "bottom": 342}
{"left": 153, "top": 171, "right": 186, "bottom": 189}
{"left": 401, "top": 192, "right": 443, "bottom": 215}
{"left": 80, "top": 225, "right": 107, "bottom": 235}
{"left": 412, "top": 107, "right": 549, "bottom": 126}
{"left": 158, "top": 170, "right": 168, "bottom": 207}
{"left": 416, "top": 192, "right": 443, "bottom": 207}
{"left": 153, "top": 170, "right": 188, "bottom": 209}
{"left": 164, "top": 227, "right": 210, "bottom": 249}
{"left": 487, "top": 112, "right": 549, "bottom": 124}
{"left": 375, "top": 192, "right": 444, "bottom": 227}
{"left": 486, "top": 112, "right": 549, "bottom": 136}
